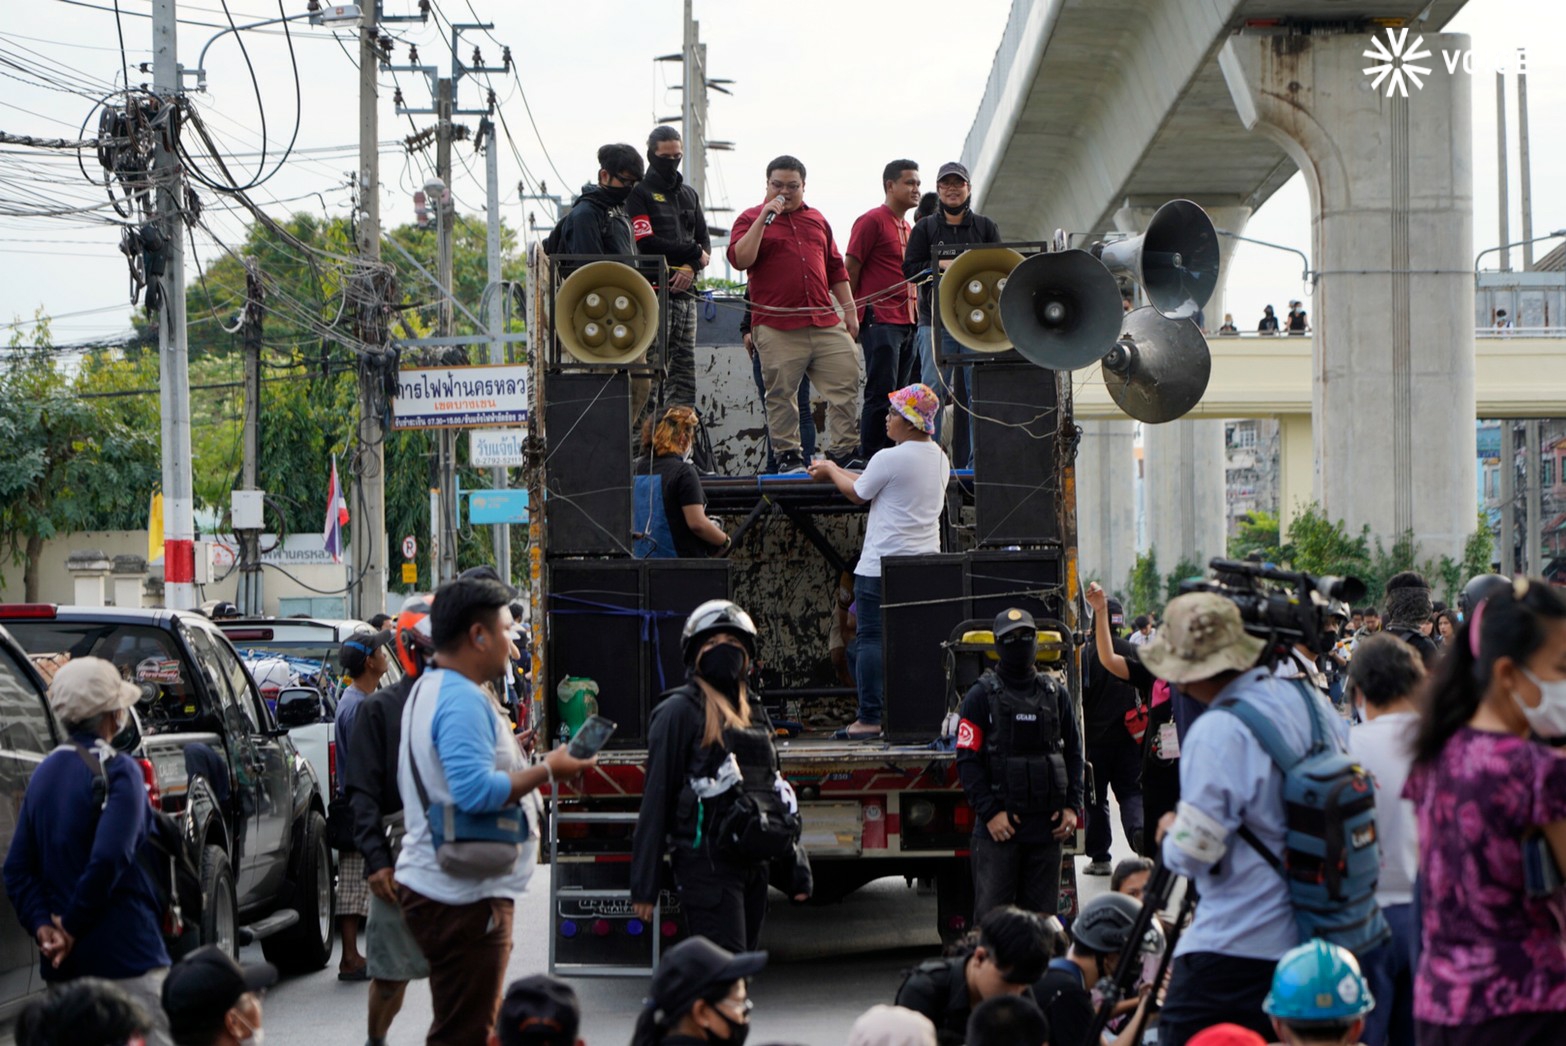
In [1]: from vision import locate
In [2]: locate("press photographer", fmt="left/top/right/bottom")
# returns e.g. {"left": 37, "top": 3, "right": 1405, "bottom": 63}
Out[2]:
{"left": 1142, "top": 561, "right": 1386, "bottom": 1046}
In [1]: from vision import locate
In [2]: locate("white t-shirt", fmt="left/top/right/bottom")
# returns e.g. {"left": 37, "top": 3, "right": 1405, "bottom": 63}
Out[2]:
{"left": 1348, "top": 710, "right": 1420, "bottom": 907}
{"left": 853, "top": 439, "right": 951, "bottom": 577}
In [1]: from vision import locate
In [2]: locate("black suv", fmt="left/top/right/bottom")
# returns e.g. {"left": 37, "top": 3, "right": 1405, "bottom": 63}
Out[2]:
{"left": 0, "top": 605, "right": 333, "bottom": 972}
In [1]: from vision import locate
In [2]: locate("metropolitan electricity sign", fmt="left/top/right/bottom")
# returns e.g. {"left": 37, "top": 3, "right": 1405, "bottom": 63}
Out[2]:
{"left": 392, "top": 364, "right": 531, "bottom": 430}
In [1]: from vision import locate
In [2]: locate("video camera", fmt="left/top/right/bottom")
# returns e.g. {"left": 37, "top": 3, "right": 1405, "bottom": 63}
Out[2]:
{"left": 1179, "top": 557, "right": 1366, "bottom": 659}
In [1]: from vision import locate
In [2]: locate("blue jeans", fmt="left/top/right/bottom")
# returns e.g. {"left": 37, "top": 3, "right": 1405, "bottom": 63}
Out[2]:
{"left": 853, "top": 574, "right": 883, "bottom": 726}
{"left": 860, "top": 320, "right": 917, "bottom": 457}
{"left": 915, "top": 325, "right": 973, "bottom": 467}
{"left": 1361, "top": 902, "right": 1417, "bottom": 1046}
{"left": 750, "top": 348, "right": 814, "bottom": 470}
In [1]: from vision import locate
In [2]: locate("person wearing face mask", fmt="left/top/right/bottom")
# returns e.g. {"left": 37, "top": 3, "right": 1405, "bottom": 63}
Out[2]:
{"left": 631, "top": 936, "right": 766, "bottom": 1046}
{"left": 635, "top": 406, "right": 730, "bottom": 559}
{"left": 896, "top": 905, "right": 1055, "bottom": 1046}
{"left": 954, "top": 608, "right": 1084, "bottom": 919}
{"left": 553, "top": 142, "right": 642, "bottom": 258}
{"left": 2, "top": 657, "right": 173, "bottom": 1045}
{"left": 160, "top": 946, "right": 275, "bottom": 1046}
{"left": 1404, "top": 577, "right": 1566, "bottom": 1044}
{"left": 900, "top": 161, "right": 1002, "bottom": 464}
{"left": 630, "top": 601, "right": 811, "bottom": 951}
{"left": 627, "top": 125, "right": 711, "bottom": 412}
{"left": 1033, "top": 893, "right": 1159, "bottom": 1046}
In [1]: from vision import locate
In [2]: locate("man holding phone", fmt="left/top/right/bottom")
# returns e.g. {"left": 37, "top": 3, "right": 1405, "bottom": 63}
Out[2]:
{"left": 395, "top": 577, "right": 597, "bottom": 1046}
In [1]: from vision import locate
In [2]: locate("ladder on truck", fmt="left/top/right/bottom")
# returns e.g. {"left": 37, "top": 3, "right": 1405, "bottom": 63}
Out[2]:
{"left": 547, "top": 805, "right": 665, "bottom": 977}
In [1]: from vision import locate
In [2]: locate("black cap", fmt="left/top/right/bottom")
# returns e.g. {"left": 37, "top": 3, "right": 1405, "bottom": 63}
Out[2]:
{"left": 992, "top": 607, "right": 1036, "bottom": 639}
{"left": 1105, "top": 598, "right": 1125, "bottom": 629}
{"left": 648, "top": 937, "right": 767, "bottom": 1024}
{"left": 340, "top": 628, "right": 393, "bottom": 673}
{"left": 496, "top": 975, "right": 580, "bottom": 1046}
{"left": 937, "top": 161, "right": 970, "bottom": 183}
{"left": 162, "top": 946, "right": 277, "bottom": 1040}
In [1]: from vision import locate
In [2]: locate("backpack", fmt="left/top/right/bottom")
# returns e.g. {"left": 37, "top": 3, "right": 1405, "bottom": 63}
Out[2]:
{"left": 681, "top": 688, "right": 800, "bottom": 864}
{"left": 632, "top": 473, "right": 677, "bottom": 559}
{"left": 1214, "top": 680, "right": 1391, "bottom": 956}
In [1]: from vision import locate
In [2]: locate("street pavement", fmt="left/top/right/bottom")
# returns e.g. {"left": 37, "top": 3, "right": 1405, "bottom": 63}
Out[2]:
{"left": 3, "top": 819, "right": 1134, "bottom": 1046}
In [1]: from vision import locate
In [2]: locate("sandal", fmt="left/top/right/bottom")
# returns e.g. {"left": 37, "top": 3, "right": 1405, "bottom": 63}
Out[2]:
{"left": 831, "top": 723, "right": 884, "bottom": 741}
{"left": 338, "top": 965, "right": 369, "bottom": 982}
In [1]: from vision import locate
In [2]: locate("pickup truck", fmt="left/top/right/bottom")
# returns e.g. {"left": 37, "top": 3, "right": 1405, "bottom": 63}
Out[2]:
{"left": 0, "top": 604, "right": 334, "bottom": 972}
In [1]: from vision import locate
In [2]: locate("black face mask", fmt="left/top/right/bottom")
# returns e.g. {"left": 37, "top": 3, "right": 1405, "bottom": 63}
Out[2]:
{"left": 696, "top": 644, "right": 747, "bottom": 701}
{"left": 940, "top": 200, "right": 968, "bottom": 216}
{"left": 997, "top": 632, "right": 1037, "bottom": 682}
{"left": 600, "top": 181, "right": 633, "bottom": 204}
{"left": 708, "top": 1010, "right": 749, "bottom": 1046}
{"left": 649, "top": 155, "right": 681, "bottom": 181}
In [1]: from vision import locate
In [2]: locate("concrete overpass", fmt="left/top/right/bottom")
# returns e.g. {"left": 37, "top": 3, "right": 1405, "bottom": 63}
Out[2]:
{"left": 960, "top": 0, "right": 1480, "bottom": 593}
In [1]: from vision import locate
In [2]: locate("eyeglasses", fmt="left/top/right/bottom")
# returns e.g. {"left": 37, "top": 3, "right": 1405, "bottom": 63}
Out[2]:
{"left": 610, "top": 172, "right": 641, "bottom": 187}
{"left": 767, "top": 179, "right": 802, "bottom": 192}
{"left": 718, "top": 996, "right": 755, "bottom": 1020}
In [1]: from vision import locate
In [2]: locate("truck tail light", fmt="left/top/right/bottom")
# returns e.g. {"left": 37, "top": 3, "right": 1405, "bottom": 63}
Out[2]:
{"left": 0, "top": 604, "right": 58, "bottom": 619}
{"left": 137, "top": 758, "right": 162, "bottom": 810}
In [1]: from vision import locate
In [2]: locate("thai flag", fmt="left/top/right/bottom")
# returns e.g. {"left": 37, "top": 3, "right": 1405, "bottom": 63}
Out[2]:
{"left": 323, "top": 456, "right": 349, "bottom": 563}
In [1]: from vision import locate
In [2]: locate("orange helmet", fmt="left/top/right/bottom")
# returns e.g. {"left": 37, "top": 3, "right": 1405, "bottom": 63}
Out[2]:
{"left": 394, "top": 596, "right": 435, "bottom": 678}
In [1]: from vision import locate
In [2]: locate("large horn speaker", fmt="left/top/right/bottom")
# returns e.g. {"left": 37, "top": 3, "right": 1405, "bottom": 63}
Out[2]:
{"left": 555, "top": 261, "right": 659, "bottom": 365}
{"left": 936, "top": 248, "right": 1024, "bottom": 352}
{"left": 1097, "top": 199, "right": 1218, "bottom": 321}
{"left": 995, "top": 249, "right": 1125, "bottom": 371}
{"left": 1100, "top": 306, "right": 1211, "bottom": 423}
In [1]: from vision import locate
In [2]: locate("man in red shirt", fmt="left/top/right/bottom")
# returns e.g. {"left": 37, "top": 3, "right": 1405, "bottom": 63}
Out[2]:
{"left": 728, "top": 155, "right": 863, "bottom": 474}
{"left": 847, "top": 160, "right": 921, "bottom": 459}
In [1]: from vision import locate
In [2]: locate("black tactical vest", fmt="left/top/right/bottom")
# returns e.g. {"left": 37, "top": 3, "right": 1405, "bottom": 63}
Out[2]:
{"left": 982, "top": 669, "right": 1068, "bottom": 815}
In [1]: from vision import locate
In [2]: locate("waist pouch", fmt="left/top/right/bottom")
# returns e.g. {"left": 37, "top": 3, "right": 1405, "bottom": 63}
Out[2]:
{"left": 709, "top": 788, "right": 800, "bottom": 864}
{"left": 1000, "top": 753, "right": 1067, "bottom": 815}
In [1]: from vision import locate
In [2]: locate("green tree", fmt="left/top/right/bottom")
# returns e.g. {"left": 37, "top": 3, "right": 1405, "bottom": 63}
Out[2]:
{"left": 1126, "top": 548, "right": 1161, "bottom": 619}
{"left": 1165, "top": 557, "right": 1205, "bottom": 602}
{"left": 1280, "top": 503, "right": 1373, "bottom": 584}
{"left": 0, "top": 316, "right": 161, "bottom": 599}
{"left": 1229, "top": 510, "right": 1282, "bottom": 562}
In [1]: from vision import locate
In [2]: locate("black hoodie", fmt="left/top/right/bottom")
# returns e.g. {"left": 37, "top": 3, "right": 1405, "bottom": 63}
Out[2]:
{"left": 554, "top": 182, "right": 635, "bottom": 256}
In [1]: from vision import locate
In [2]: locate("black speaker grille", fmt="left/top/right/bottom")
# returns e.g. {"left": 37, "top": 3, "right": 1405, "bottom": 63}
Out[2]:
{"left": 970, "top": 363, "right": 1061, "bottom": 546}
{"left": 542, "top": 372, "right": 632, "bottom": 555}
{"left": 881, "top": 553, "right": 968, "bottom": 743}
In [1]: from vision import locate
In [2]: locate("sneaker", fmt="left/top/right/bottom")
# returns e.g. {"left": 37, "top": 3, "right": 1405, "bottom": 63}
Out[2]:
{"left": 829, "top": 451, "right": 865, "bottom": 470}
{"left": 774, "top": 451, "right": 809, "bottom": 475}
{"left": 1083, "top": 860, "right": 1112, "bottom": 876}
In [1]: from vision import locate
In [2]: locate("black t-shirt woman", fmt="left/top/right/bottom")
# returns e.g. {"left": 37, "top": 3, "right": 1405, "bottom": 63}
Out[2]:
{"left": 641, "top": 407, "right": 730, "bottom": 558}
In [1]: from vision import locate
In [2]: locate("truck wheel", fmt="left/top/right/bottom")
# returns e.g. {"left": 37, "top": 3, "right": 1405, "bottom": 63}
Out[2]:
{"left": 200, "top": 844, "right": 238, "bottom": 958}
{"left": 935, "top": 860, "right": 974, "bottom": 946}
{"left": 263, "top": 811, "right": 334, "bottom": 973}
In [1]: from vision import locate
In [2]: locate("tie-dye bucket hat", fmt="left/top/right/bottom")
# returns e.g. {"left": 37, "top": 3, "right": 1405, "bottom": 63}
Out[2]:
{"left": 889, "top": 383, "right": 939, "bottom": 435}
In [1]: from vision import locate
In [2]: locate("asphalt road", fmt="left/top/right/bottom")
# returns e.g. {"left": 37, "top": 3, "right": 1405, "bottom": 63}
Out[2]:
{"left": 3, "top": 822, "right": 1135, "bottom": 1045}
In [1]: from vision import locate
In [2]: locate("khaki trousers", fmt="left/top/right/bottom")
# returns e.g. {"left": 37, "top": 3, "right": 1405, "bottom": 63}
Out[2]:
{"left": 753, "top": 322, "right": 862, "bottom": 457}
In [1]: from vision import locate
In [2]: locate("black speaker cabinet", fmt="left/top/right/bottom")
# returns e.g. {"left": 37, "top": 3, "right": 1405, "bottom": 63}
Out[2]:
{"left": 543, "top": 372, "right": 632, "bottom": 556}
{"left": 546, "top": 559, "right": 732, "bottom": 748}
{"left": 970, "top": 363, "right": 1061, "bottom": 547}
{"left": 881, "top": 553, "right": 968, "bottom": 743}
{"left": 547, "top": 561, "right": 645, "bottom": 744}
{"left": 646, "top": 560, "right": 732, "bottom": 702}
{"left": 967, "top": 548, "right": 1066, "bottom": 630}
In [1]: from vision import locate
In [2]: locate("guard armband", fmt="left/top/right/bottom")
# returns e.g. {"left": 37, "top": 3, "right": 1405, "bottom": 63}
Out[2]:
{"left": 1167, "top": 800, "right": 1229, "bottom": 865}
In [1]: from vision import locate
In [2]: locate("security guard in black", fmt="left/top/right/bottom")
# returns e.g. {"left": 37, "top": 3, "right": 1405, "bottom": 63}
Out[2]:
{"left": 956, "top": 608, "right": 1084, "bottom": 919}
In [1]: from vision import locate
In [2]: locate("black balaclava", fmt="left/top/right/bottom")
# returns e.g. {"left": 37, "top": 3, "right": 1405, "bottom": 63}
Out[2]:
{"left": 940, "top": 198, "right": 968, "bottom": 217}
{"left": 996, "top": 630, "right": 1037, "bottom": 687}
{"left": 649, "top": 154, "right": 681, "bottom": 183}
{"left": 600, "top": 181, "right": 633, "bottom": 205}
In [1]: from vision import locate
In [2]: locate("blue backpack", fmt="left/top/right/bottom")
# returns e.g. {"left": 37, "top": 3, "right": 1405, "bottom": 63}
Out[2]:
{"left": 1215, "top": 679, "right": 1391, "bottom": 956}
{"left": 632, "top": 473, "right": 677, "bottom": 559}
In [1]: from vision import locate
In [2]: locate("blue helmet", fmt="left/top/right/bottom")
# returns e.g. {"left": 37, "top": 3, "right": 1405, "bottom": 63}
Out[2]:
{"left": 1263, "top": 940, "right": 1374, "bottom": 1022}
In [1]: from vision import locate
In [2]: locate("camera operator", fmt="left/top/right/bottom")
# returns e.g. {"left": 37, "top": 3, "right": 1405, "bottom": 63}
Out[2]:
{"left": 1142, "top": 592, "right": 1350, "bottom": 1046}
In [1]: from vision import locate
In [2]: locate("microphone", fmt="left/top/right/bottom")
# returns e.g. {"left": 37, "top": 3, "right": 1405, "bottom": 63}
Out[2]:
{"left": 763, "top": 198, "right": 783, "bottom": 227}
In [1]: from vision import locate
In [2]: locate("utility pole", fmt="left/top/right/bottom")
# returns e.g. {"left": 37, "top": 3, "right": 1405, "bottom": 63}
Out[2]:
{"left": 153, "top": 0, "right": 196, "bottom": 611}
{"left": 1496, "top": 72, "right": 1509, "bottom": 273}
{"left": 1526, "top": 419, "right": 1542, "bottom": 575}
{"left": 351, "top": 3, "right": 388, "bottom": 620}
{"left": 481, "top": 118, "right": 511, "bottom": 584}
{"left": 1501, "top": 424, "right": 1517, "bottom": 577}
{"left": 1518, "top": 52, "right": 1534, "bottom": 272}
{"left": 682, "top": 0, "right": 706, "bottom": 208}
{"left": 237, "top": 264, "right": 264, "bottom": 615}
{"left": 436, "top": 77, "right": 460, "bottom": 585}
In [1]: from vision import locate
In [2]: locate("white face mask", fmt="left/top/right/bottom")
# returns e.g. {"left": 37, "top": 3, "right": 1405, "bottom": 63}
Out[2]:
{"left": 1514, "top": 668, "right": 1566, "bottom": 737}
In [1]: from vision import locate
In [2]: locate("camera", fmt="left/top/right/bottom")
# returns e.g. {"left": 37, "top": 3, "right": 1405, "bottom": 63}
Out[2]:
{"left": 1180, "top": 557, "right": 1366, "bottom": 659}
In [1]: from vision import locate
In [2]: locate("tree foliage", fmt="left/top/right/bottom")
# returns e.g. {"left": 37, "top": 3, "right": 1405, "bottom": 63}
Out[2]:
{"left": 1228, "top": 510, "right": 1282, "bottom": 562}
{"left": 0, "top": 316, "right": 161, "bottom": 598}
{"left": 1125, "top": 549, "right": 1161, "bottom": 619}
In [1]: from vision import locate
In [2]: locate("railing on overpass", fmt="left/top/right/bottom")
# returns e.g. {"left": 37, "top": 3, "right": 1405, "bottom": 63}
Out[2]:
{"left": 1200, "top": 328, "right": 1566, "bottom": 339}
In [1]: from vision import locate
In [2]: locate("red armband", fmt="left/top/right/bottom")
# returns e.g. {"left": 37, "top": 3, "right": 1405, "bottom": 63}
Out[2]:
{"left": 956, "top": 718, "right": 983, "bottom": 751}
{"left": 631, "top": 215, "right": 653, "bottom": 240}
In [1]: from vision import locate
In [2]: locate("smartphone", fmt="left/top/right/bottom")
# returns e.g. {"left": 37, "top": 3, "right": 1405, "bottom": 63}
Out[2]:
{"left": 567, "top": 714, "right": 617, "bottom": 759}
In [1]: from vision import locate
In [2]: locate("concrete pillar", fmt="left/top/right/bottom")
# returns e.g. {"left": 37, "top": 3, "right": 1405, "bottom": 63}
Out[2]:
{"left": 1222, "top": 32, "right": 1477, "bottom": 560}
{"left": 1277, "top": 413, "right": 1315, "bottom": 531}
{"left": 66, "top": 549, "right": 112, "bottom": 607}
{"left": 112, "top": 554, "right": 148, "bottom": 608}
{"left": 1116, "top": 202, "right": 1251, "bottom": 574}
{"left": 1076, "top": 420, "right": 1138, "bottom": 596}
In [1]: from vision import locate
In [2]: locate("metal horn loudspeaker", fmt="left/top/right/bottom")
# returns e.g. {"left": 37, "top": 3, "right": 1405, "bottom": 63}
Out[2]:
{"left": 995, "top": 249, "right": 1125, "bottom": 371}
{"left": 1096, "top": 199, "right": 1219, "bottom": 321}
{"left": 554, "top": 261, "right": 658, "bottom": 365}
{"left": 936, "top": 247, "right": 1025, "bottom": 352}
{"left": 1100, "top": 306, "right": 1212, "bottom": 424}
